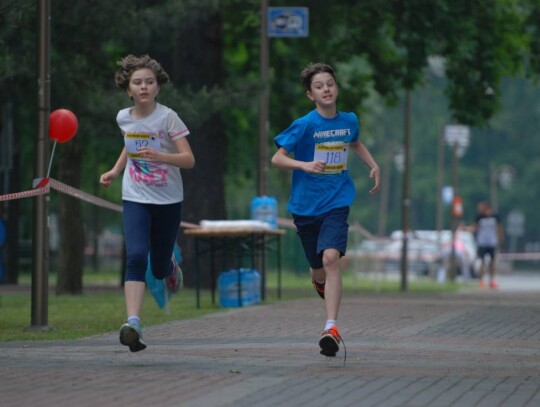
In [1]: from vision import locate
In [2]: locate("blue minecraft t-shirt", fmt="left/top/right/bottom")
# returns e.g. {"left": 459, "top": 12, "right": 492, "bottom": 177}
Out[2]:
{"left": 274, "top": 109, "right": 359, "bottom": 216}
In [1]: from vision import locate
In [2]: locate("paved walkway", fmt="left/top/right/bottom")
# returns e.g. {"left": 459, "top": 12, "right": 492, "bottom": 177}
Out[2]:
{"left": 2, "top": 273, "right": 540, "bottom": 407}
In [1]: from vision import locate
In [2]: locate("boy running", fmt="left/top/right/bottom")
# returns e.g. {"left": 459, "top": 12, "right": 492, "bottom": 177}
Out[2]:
{"left": 271, "top": 62, "right": 380, "bottom": 357}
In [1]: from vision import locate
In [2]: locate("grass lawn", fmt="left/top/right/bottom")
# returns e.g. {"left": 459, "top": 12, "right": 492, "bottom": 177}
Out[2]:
{"left": 0, "top": 268, "right": 462, "bottom": 342}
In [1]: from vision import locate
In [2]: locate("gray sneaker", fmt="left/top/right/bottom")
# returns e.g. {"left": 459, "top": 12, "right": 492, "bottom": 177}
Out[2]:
{"left": 119, "top": 322, "right": 147, "bottom": 352}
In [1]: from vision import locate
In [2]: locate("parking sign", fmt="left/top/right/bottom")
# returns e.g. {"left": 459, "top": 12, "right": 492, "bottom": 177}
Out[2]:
{"left": 267, "top": 7, "right": 309, "bottom": 38}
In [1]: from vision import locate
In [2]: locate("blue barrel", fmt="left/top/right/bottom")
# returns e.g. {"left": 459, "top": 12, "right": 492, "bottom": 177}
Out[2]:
{"left": 218, "top": 268, "right": 261, "bottom": 308}
{"left": 251, "top": 196, "right": 278, "bottom": 229}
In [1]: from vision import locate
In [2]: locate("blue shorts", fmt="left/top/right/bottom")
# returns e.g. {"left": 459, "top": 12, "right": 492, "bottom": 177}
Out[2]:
{"left": 292, "top": 206, "right": 349, "bottom": 269}
{"left": 477, "top": 246, "right": 496, "bottom": 260}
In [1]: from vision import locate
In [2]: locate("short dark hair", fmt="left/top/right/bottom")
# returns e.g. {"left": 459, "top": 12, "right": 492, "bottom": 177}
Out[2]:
{"left": 114, "top": 54, "right": 170, "bottom": 90}
{"left": 300, "top": 62, "right": 336, "bottom": 91}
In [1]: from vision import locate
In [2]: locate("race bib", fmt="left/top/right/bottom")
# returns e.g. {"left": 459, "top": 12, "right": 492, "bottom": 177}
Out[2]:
{"left": 313, "top": 142, "right": 349, "bottom": 174}
{"left": 125, "top": 132, "right": 161, "bottom": 159}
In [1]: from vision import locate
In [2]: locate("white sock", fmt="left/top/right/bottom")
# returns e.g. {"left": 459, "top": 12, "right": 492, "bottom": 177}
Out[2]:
{"left": 128, "top": 316, "right": 141, "bottom": 326}
{"left": 315, "top": 279, "right": 325, "bottom": 284}
{"left": 325, "top": 319, "right": 337, "bottom": 331}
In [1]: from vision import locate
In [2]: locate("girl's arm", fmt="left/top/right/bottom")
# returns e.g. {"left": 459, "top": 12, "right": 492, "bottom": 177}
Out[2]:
{"left": 137, "top": 137, "right": 195, "bottom": 169}
{"left": 100, "top": 148, "right": 128, "bottom": 187}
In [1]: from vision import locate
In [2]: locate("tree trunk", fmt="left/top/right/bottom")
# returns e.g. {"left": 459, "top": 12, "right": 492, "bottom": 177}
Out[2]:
{"left": 56, "top": 139, "right": 84, "bottom": 294}
{"left": 169, "top": 9, "right": 226, "bottom": 288}
{"left": 1, "top": 101, "right": 21, "bottom": 284}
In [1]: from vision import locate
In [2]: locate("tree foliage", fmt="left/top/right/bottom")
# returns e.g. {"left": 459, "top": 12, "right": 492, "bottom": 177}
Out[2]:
{"left": 0, "top": 0, "right": 539, "bottom": 289}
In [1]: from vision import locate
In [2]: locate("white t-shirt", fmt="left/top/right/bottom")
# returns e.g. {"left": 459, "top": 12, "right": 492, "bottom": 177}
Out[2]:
{"left": 117, "top": 103, "right": 190, "bottom": 204}
{"left": 475, "top": 214, "right": 500, "bottom": 247}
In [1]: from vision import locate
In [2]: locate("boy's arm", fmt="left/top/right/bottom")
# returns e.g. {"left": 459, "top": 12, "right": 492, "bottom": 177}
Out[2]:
{"left": 350, "top": 141, "right": 381, "bottom": 195}
{"left": 271, "top": 147, "right": 326, "bottom": 174}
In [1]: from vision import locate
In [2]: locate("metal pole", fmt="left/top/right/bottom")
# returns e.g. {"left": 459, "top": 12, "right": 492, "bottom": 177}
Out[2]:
{"left": 448, "top": 144, "right": 458, "bottom": 282}
{"left": 258, "top": 0, "right": 269, "bottom": 196}
{"left": 436, "top": 129, "right": 445, "bottom": 241}
{"left": 377, "top": 144, "right": 392, "bottom": 236}
{"left": 400, "top": 91, "right": 411, "bottom": 292}
{"left": 31, "top": 0, "right": 51, "bottom": 330}
{"left": 489, "top": 162, "right": 498, "bottom": 213}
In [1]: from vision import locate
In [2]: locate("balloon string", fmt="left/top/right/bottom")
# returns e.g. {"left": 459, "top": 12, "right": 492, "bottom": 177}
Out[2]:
{"left": 47, "top": 141, "right": 58, "bottom": 178}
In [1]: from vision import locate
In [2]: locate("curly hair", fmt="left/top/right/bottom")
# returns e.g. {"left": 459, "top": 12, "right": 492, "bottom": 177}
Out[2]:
{"left": 300, "top": 62, "right": 336, "bottom": 91}
{"left": 114, "top": 54, "right": 170, "bottom": 90}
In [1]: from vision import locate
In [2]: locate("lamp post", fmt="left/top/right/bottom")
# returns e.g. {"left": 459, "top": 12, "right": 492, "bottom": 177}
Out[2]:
{"left": 444, "top": 125, "right": 470, "bottom": 281}
{"left": 400, "top": 91, "right": 411, "bottom": 292}
{"left": 490, "top": 163, "right": 515, "bottom": 213}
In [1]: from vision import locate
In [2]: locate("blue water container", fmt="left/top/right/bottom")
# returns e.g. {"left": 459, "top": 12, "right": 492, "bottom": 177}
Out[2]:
{"left": 218, "top": 268, "right": 261, "bottom": 308}
{"left": 251, "top": 196, "right": 278, "bottom": 229}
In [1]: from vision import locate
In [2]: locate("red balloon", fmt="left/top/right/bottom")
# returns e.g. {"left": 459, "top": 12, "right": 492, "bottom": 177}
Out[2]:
{"left": 49, "top": 109, "right": 78, "bottom": 143}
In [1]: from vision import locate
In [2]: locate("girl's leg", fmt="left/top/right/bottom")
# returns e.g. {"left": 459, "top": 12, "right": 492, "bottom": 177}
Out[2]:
{"left": 123, "top": 201, "right": 151, "bottom": 318}
{"left": 148, "top": 202, "right": 182, "bottom": 279}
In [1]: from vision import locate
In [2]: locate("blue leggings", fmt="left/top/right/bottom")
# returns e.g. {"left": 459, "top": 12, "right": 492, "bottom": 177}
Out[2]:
{"left": 123, "top": 200, "right": 182, "bottom": 282}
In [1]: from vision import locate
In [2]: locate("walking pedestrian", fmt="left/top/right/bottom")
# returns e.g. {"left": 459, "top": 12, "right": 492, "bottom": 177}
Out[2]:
{"left": 100, "top": 54, "right": 195, "bottom": 352}
{"left": 473, "top": 201, "right": 504, "bottom": 288}
{"left": 271, "top": 62, "right": 380, "bottom": 357}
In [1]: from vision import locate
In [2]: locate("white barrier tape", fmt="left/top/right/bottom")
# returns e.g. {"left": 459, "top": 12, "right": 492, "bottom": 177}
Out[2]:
{"left": 49, "top": 178, "right": 123, "bottom": 212}
{"left": 499, "top": 252, "right": 540, "bottom": 261}
{"left": 0, "top": 185, "right": 48, "bottom": 201}
{"left": 0, "top": 177, "right": 122, "bottom": 212}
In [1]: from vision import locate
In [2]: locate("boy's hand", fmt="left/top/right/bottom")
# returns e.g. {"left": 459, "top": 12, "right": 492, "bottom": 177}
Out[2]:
{"left": 303, "top": 160, "right": 326, "bottom": 174}
{"left": 369, "top": 166, "right": 381, "bottom": 195}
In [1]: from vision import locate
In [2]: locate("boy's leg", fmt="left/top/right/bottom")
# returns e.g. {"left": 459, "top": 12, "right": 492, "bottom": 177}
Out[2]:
{"left": 311, "top": 267, "right": 326, "bottom": 298}
{"left": 488, "top": 250, "right": 498, "bottom": 288}
{"left": 317, "top": 208, "right": 348, "bottom": 357}
{"left": 318, "top": 248, "right": 343, "bottom": 357}
{"left": 322, "top": 248, "right": 342, "bottom": 321}
{"left": 477, "top": 248, "right": 486, "bottom": 286}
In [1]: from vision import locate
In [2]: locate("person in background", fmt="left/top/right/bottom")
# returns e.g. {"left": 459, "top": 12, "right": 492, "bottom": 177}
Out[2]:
{"left": 100, "top": 55, "right": 195, "bottom": 352}
{"left": 473, "top": 201, "right": 504, "bottom": 288}
{"left": 271, "top": 62, "right": 380, "bottom": 358}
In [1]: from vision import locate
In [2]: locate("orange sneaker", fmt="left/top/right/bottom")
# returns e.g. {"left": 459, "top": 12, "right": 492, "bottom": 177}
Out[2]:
{"left": 489, "top": 281, "right": 499, "bottom": 289}
{"left": 319, "top": 326, "right": 341, "bottom": 356}
{"left": 479, "top": 280, "right": 486, "bottom": 288}
{"left": 311, "top": 279, "right": 325, "bottom": 299}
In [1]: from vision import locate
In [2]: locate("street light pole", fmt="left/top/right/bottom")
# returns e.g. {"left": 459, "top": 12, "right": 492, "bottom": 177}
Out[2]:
{"left": 490, "top": 163, "right": 515, "bottom": 213}
{"left": 258, "top": 0, "right": 269, "bottom": 196}
{"left": 444, "top": 124, "right": 469, "bottom": 282}
{"left": 449, "top": 143, "right": 458, "bottom": 282}
{"left": 400, "top": 91, "right": 411, "bottom": 292}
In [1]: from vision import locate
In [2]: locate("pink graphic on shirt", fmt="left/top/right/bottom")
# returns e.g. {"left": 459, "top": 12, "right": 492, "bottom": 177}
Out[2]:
{"left": 129, "top": 160, "right": 169, "bottom": 185}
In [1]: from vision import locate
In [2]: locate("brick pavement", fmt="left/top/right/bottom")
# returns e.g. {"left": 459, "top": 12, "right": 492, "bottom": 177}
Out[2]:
{"left": 2, "top": 282, "right": 540, "bottom": 406}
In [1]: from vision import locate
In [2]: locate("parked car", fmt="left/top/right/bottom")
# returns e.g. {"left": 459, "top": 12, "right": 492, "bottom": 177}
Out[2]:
{"left": 381, "top": 236, "right": 441, "bottom": 276}
{"left": 391, "top": 229, "right": 477, "bottom": 278}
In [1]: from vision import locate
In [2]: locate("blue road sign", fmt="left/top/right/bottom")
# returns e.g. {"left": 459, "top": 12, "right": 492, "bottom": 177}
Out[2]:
{"left": 267, "top": 7, "right": 309, "bottom": 38}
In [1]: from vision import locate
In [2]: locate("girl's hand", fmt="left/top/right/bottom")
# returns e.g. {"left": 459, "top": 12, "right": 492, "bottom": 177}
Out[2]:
{"left": 138, "top": 147, "right": 161, "bottom": 162}
{"left": 99, "top": 170, "right": 118, "bottom": 187}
